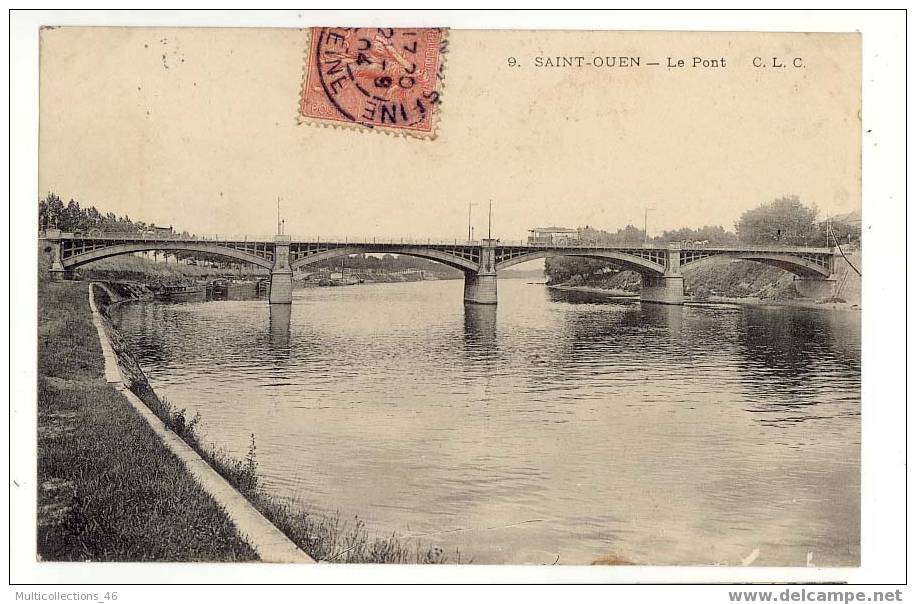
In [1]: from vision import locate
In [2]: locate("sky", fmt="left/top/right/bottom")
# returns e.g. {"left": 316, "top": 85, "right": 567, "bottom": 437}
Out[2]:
{"left": 38, "top": 28, "right": 861, "bottom": 241}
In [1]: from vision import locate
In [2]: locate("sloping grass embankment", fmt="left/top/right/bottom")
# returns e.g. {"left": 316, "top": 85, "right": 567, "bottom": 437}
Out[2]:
{"left": 39, "top": 268, "right": 456, "bottom": 563}
{"left": 37, "top": 276, "right": 258, "bottom": 561}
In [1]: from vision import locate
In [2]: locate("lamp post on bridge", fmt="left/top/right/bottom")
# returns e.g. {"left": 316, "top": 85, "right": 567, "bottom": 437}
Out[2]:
{"left": 269, "top": 197, "right": 293, "bottom": 304}
{"left": 468, "top": 201, "right": 478, "bottom": 241}
{"left": 462, "top": 200, "right": 498, "bottom": 305}
{"left": 488, "top": 200, "right": 493, "bottom": 240}
{"left": 644, "top": 207, "right": 655, "bottom": 244}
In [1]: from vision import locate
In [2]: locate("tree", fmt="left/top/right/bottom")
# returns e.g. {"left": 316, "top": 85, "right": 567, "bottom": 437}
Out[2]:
{"left": 38, "top": 193, "right": 64, "bottom": 230}
{"left": 544, "top": 224, "right": 651, "bottom": 283}
{"left": 579, "top": 224, "right": 644, "bottom": 244}
{"left": 544, "top": 256, "right": 615, "bottom": 284}
{"left": 736, "top": 195, "right": 819, "bottom": 245}
{"left": 818, "top": 217, "right": 861, "bottom": 247}
{"left": 654, "top": 225, "right": 738, "bottom": 245}
{"left": 37, "top": 192, "right": 159, "bottom": 235}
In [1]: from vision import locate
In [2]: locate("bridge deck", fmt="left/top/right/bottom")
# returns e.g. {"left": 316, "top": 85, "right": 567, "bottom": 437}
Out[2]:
{"left": 40, "top": 232, "right": 833, "bottom": 255}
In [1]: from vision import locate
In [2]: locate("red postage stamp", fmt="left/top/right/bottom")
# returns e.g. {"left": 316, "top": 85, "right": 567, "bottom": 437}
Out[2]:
{"left": 299, "top": 27, "right": 446, "bottom": 138}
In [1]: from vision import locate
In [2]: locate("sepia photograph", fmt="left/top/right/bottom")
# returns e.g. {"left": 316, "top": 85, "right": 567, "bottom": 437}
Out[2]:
{"left": 8, "top": 8, "right": 908, "bottom": 594}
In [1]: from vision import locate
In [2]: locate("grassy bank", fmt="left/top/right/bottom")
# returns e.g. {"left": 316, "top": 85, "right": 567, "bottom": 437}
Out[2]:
{"left": 91, "top": 285, "right": 454, "bottom": 563}
{"left": 37, "top": 276, "right": 258, "bottom": 561}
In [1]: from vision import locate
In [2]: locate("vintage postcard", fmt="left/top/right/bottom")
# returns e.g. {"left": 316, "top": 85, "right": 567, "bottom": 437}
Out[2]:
{"left": 26, "top": 20, "right": 872, "bottom": 579}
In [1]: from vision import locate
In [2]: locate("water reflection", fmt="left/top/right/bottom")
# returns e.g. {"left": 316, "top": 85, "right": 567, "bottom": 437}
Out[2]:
{"left": 639, "top": 302, "right": 684, "bottom": 335}
{"left": 112, "top": 302, "right": 175, "bottom": 365}
{"left": 269, "top": 304, "right": 292, "bottom": 349}
{"left": 546, "top": 287, "right": 637, "bottom": 305}
{"left": 114, "top": 280, "right": 861, "bottom": 566}
{"left": 463, "top": 304, "right": 497, "bottom": 348}
{"left": 733, "top": 307, "right": 861, "bottom": 426}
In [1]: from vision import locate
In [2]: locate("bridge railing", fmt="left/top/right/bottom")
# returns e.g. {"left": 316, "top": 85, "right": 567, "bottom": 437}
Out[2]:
{"left": 287, "top": 236, "right": 484, "bottom": 246}
{"left": 500, "top": 240, "right": 834, "bottom": 253}
{"left": 489, "top": 240, "right": 833, "bottom": 253}
{"left": 37, "top": 231, "right": 834, "bottom": 254}
{"left": 40, "top": 230, "right": 277, "bottom": 243}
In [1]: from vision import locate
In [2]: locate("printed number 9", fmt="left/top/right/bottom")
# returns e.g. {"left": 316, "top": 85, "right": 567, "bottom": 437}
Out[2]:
{"left": 507, "top": 57, "right": 518, "bottom": 67}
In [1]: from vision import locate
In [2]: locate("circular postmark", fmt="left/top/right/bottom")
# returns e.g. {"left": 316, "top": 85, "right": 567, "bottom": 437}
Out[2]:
{"left": 311, "top": 28, "right": 443, "bottom": 131}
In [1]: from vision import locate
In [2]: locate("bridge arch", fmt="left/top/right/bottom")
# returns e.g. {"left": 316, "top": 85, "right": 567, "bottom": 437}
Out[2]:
{"left": 495, "top": 250, "right": 666, "bottom": 276}
{"left": 679, "top": 252, "right": 833, "bottom": 279}
{"left": 61, "top": 242, "right": 275, "bottom": 270}
{"left": 290, "top": 246, "right": 479, "bottom": 273}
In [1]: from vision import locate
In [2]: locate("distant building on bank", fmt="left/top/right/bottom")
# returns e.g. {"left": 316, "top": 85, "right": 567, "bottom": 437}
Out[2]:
{"left": 148, "top": 224, "right": 174, "bottom": 236}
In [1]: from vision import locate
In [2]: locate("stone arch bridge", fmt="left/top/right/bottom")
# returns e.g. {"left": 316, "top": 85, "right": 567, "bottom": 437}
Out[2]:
{"left": 42, "top": 232, "right": 838, "bottom": 305}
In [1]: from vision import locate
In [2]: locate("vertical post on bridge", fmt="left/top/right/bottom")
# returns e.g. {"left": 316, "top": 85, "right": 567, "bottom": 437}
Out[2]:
{"left": 269, "top": 234, "right": 293, "bottom": 304}
{"left": 640, "top": 246, "right": 685, "bottom": 305}
{"left": 47, "top": 241, "right": 68, "bottom": 280}
{"left": 464, "top": 239, "right": 498, "bottom": 305}
{"left": 43, "top": 231, "right": 68, "bottom": 280}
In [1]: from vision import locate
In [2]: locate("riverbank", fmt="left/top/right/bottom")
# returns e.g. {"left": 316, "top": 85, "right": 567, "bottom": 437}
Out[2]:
{"left": 77, "top": 253, "right": 268, "bottom": 283}
{"left": 548, "top": 284, "right": 638, "bottom": 298}
{"left": 362, "top": 272, "right": 459, "bottom": 284}
{"left": 547, "top": 250, "right": 862, "bottom": 310}
{"left": 55, "top": 275, "right": 455, "bottom": 563}
{"left": 694, "top": 295, "right": 860, "bottom": 312}
{"left": 37, "top": 277, "right": 258, "bottom": 561}
{"left": 89, "top": 284, "right": 313, "bottom": 562}
{"left": 546, "top": 284, "right": 860, "bottom": 312}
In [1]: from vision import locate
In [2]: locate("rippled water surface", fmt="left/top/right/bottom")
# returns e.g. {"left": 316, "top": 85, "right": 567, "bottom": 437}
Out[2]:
{"left": 112, "top": 279, "right": 860, "bottom": 565}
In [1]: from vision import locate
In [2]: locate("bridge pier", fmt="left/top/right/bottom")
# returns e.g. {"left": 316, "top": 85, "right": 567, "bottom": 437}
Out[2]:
{"left": 640, "top": 248, "right": 685, "bottom": 305}
{"left": 464, "top": 273, "right": 498, "bottom": 305}
{"left": 269, "top": 235, "right": 293, "bottom": 304}
{"left": 640, "top": 274, "right": 685, "bottom": 305}
{"left": 794, "top": 276, "right": 838, "bottom": 300}
{"left": 44, "top": 240, "right": 70, "bottom": 280}
{"left": 49, "top": 268, "right": 72, "bottom": 281}
{"left": 464, "top": 239, "right": 498, "bottom": 305}
{"left": 49, "top": 265, "right": 70, "bottom": 280}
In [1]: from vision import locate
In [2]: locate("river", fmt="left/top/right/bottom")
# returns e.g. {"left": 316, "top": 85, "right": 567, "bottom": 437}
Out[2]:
{"left": 110, "top": 278, "right": 860, "bottom": 566}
